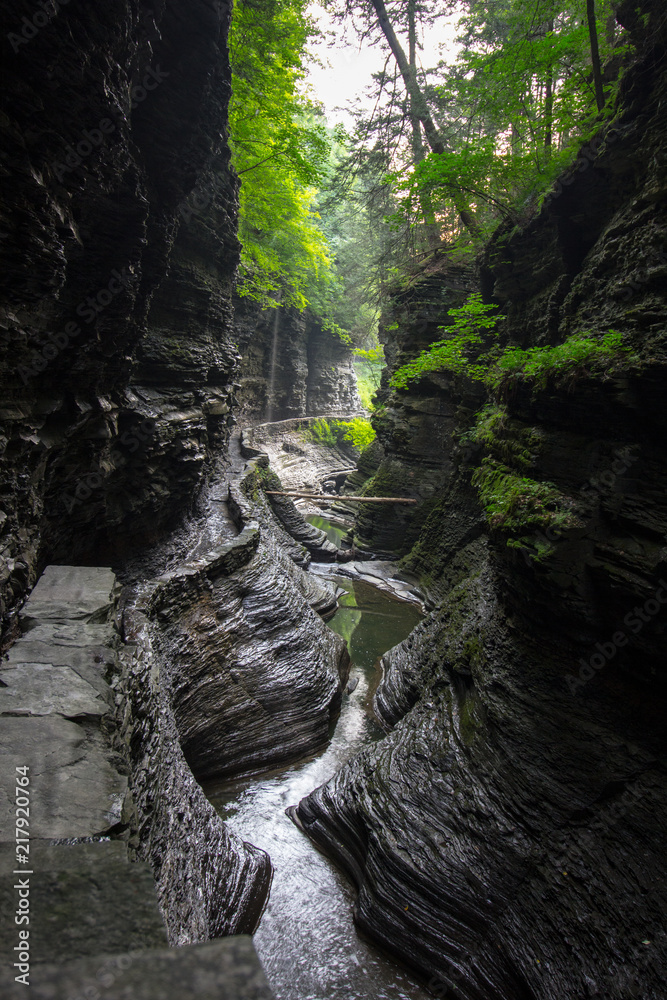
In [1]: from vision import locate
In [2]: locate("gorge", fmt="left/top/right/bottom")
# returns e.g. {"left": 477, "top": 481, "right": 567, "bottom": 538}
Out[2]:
{"left": 1, "top": 1, "right": 666, "bottom": 999}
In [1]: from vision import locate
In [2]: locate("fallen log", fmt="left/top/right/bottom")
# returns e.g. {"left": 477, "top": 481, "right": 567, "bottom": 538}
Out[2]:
{"left": 264, "top": 491, "right": 418, "bottom": 504}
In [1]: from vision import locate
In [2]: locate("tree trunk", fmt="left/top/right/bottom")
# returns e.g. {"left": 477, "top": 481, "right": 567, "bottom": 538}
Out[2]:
{"left": 544, "top": 20, "right": 554, "bottom": 153}
{"left": 370, "top": 0, "right": 444, "bottom": 154}
{"left": 407, "top": 0, "right": 440, "bottom": 248}
{"left": 369, "top": 0, "right": 479, "bottom": 235}
{"left": 586, "top": 0, "right": 605, "bottom": 111}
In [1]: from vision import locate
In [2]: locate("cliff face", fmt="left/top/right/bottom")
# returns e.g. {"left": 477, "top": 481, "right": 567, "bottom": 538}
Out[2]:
{"left": 297, "top": 3, "right": 667, "bottom": 997}
{"left": 352, "top": 263, "right": 479, "bottom": 561}
{"left": 0, "top": 0, "right": 351, "bottom": 959}
{"left": 0, "top": 0, "right": 240, "bottom": 631}
{"left": 234, "top": 298, "right": 362, "bottom": 424}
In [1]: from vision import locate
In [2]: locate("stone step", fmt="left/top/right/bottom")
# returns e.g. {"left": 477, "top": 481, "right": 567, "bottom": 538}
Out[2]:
{"left": 0, "top": 841, "right": 168, "bottom": 965}
{"left": 20, "top": 566, "right": 117, "bottom": 625}
{"left": 0, "top": 715, "right": 128, "bottom": 842}
{"left": 1, "top": 937, "right": 274, "bottom": 999}
{"left": 0, "top": 564, "right": 275, "bottom": 998}
{"left": 0, "top": 661, "right": 109, "bottom": 718}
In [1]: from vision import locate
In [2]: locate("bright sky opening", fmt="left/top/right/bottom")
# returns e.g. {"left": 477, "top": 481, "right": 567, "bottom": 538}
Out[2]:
{"left": 306, "top": 3, "right": 460, "bottom": 128}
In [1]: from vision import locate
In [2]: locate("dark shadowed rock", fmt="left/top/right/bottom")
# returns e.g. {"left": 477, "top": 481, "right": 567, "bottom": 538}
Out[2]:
{"left": 295, "top": 5, "right": 667, "bottom": 997}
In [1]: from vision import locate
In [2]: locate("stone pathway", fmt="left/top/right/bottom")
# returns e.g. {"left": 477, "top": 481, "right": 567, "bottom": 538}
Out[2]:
{"left": 0, "top": 565, "right": 273, "bottom": 999}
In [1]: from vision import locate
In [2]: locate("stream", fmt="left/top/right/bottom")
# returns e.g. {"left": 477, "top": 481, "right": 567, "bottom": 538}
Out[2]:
{"left": 205, "top": 517, "right": 430, "bottom": 1000}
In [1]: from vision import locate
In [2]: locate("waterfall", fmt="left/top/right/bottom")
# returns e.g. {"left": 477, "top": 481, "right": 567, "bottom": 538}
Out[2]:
{"left": 266, "top": 304, "right": 281, "bottom": 422}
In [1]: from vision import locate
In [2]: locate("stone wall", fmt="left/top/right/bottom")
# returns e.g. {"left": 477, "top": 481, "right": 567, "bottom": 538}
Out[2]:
{"left": 0, "top": 0, "right": 240, "bottom": 632}
{"left": 295, "top": 3, "right": 667, "bottom": 997}
{"left": 234, "top": 299, "right": 361, "bottom": 424}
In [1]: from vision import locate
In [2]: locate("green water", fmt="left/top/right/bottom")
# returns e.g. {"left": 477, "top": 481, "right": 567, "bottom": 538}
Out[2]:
{"left": 329, "top": 575, "right": 423, "bottom": 675}
{"left": 306, "top": 513, "right": 348, "bottom": 547}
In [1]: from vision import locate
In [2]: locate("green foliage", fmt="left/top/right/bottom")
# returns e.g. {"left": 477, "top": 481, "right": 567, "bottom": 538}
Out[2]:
{"left": 489, "top": 329, "right": 631, "bottom": 392}
{"left": 354, "top": 344, "right": 385, "bottom": 411}
{"left": 390, "top": 291, "right": 631, "bottom": 392}
{"left": 305, "top": 417, "right": 376, "bottom": 452}
{"left": 338, "top": 0, "right": 629, "bottom": 247}
{"left": 466, "top": 404, "right": 545, "bottom": 470}
{"left": 392, "top": 1, "right": 625, "bottom": 230}
{"left": 471, "top": 459, "right": 577, "bottom": 533}
{"left": 307, "top": 417, "right": 341, "bottom": 447}
{"left": 390, "top": 294, "right": 503, "bottom": 389}
{"left": 340, "top": 417, "right": 376, "bottom": 451}
{"left": 230, "top": 0, "right": 334, "bottom": 309}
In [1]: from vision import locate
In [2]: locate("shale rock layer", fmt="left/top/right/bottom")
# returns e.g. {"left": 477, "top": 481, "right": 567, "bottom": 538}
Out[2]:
{"left": 297, "top": 4, "right": 667, "bottom": 997}
{"left": 0, "top": 0, "right": 239, "bottom": 627}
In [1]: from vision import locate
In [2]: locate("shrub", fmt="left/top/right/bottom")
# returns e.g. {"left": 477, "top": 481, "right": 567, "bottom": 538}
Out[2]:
{"left": 389, "top": 289, "right": 631, "bottom": 395}
{"left": 339, "top": 417, "right": 376, "bottom": 451}
{"left": 390, "top": 293, "right": 501, "bottom": 389}
{"left": 471, "top": 458, "right": 578, "bottom": 533}
{"left": 305, "top": 417, "right": 375, "bottom": 452}
{"left": 489, "top": 329, "right": 631, "bottom": 393}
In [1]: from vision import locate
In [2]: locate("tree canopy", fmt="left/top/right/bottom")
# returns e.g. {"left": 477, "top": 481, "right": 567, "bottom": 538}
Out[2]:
{"left": 229, "top": 0, "right": 332, "bottom": 310}
{"left": 228, "top": 0, "right": 634, "bottom": 394}
{"left": 325, "top": 0, "right": 626, "bottom": 247}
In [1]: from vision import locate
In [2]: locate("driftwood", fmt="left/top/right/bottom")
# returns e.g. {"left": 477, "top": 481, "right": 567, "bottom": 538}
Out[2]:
{"left": 264, "top": 491, "right": 417, "bottom": 504}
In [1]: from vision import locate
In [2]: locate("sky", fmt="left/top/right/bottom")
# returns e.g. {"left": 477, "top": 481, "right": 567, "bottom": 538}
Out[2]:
{"left": 305, "top": 3, "right": 460, "bottom": 128}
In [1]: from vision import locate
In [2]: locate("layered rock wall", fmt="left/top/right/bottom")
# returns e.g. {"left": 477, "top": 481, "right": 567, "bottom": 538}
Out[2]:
{"left": 296, "top": 3, "right": 667, "bottom": 997}
{"left": 0, "top": 0, "right": 240, "bottom": 631}
{"left": 234, "top": 299, "right": 361, "bottom": 424}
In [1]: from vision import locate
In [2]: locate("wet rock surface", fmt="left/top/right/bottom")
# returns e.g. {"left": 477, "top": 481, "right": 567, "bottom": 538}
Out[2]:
{"left": 0, "top": 841, "right": 168, "bottom": 965}
{"left": 0, "top": 0, "right": 240, "bottom": 629}
{"left": 1, "top": 937, "right": 275, "bottom": 1000}
{"left": 296, "top": 5, "right": 667, "bottom": 997}
{"left": 122, "top": 465, "right": 349, "bottom": 783}
{"left": 0, "top": 562, "right": 274, "bottom": 993}
{"left": 299, "top": 563, "right": 667, "bottom": 999}
{"left": 113, "top": 441, "right": 349, "bottom": 948}
{"left": 235, "top": 302, "right": 362, "bottom": 424}
{"left": 0, "top": 566, "right": 168, "bottom": 984}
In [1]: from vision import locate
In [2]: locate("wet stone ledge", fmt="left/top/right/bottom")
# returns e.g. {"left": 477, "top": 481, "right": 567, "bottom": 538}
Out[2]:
{"left": 0, "top": 564, "right": 274, "bottom": 999}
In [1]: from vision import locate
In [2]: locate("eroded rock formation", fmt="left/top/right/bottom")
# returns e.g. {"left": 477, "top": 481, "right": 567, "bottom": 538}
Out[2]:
{"left": 296, "top": 3, "right": 667, "bottom": 996}
{"left": 0, "top": 0, "right": 350, "bottom": 970}
{"left": 0, "top": 0, "right": 240, "bottom": 629}
{"left": 235, "top": 299, "right": 362, "bottom": 424}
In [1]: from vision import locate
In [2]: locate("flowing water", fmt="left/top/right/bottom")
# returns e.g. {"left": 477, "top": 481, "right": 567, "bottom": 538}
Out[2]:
{"left": 206, "top": 528, "right": 429, "bottom": 1000}
{"left": 266, "top": 306, "right": 281, "bottom": 422}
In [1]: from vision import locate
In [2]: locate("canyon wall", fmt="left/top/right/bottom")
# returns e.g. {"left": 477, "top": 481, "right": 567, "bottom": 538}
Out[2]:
{"left": 297, "top": 2, "right": 667, "bottom": 997}
{"left": 0, "top": 0, "right": 349, "bottom": 963}
{"left": 234, "top": 298, "right": 362, "bottom": 424}
{"left": 0, "top": 0, "right": 242, "bottom": 632}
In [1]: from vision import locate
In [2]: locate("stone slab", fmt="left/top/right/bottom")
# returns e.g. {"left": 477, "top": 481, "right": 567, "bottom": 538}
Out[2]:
{"left": 2, "top": 640, "right": 116, "bottom": 703}
{"left": 0, "top": 937, "right": 275, "bottom": 999}
{"left": 16, "top": 623, "right": 116, "bottom": 648}
{"left": 0, "top": 850, "right": 168, "bottom": 965}
{"left": 0, "top": 665, "right": 108, "bottom": 718}
{"left": 21, "top": 566, "right": 116, "bottom": 624}
{"left": 0, "top": 717, "right": 127, "bottom": 841}
{"left": 0, "top": 839, "right": 128, "bottom": 875}
{"left": 5, "top": 636, "right": 116, "bottom": 670}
